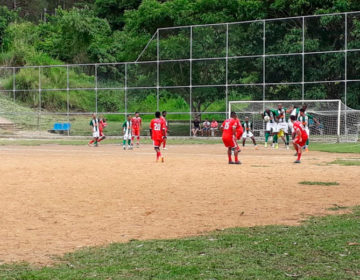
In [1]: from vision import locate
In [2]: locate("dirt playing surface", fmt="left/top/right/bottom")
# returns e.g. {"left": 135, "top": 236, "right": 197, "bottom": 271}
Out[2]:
{"left": 0, "top": 144, "right": 359, "bottom": 265}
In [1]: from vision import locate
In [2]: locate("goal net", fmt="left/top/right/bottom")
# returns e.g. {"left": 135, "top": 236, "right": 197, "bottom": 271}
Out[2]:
{"left": 229, "top": 100, "right": 360, "bottom": 143}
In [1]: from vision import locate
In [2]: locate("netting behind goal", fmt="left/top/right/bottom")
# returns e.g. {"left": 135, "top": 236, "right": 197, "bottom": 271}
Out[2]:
{"left": 229, "top": 100, "right": 360, "bottom": 143}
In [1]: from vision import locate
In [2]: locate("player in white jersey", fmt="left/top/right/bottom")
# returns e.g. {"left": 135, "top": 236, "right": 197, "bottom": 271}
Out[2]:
{"left": 262, "top": 108, "right": 277, "bottom": 148}
{"left": 122, "top": 114, "right": 133, "bottom": 150}
{"left": 242, "top": 117, "right": 258, "bottom": 149}
{"left": 88, "top": 113, "right": 99, "bottom": 147}
{"left": 275, "top": 103, "right": 290, "bottom": 149}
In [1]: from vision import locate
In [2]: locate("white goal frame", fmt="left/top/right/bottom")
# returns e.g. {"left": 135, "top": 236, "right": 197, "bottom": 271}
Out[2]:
{"left": 228, "top": 99, "right": 357, "bottom": 143}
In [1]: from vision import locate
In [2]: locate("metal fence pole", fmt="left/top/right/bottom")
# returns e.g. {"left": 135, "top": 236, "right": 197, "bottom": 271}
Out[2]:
{"left": 344, "top": 13, "right": 348, "bottom": 140}
{"left": 12, "top": 67, "right": 15, "bottom": 102}
{"left": 302, "top": 16, "right": 305, "bottom": 100}
{"left": 95, "top": 64, "right": 98, "bottom": 114}
{"left": 157, "top": 30, "right": 160, "bottom": 111}
{"left": 225, "top": 23, "right": 229, "bottom": 118}
{"left": 262, "top": 20, "right": 266, "bottom": 106}
{"left": 125, "top": 63, "right": 128, "bottom": 118}
{"left": 67, "top": 65, "right": 70, "bottom": 136}
{"left": 189, "top": 26, "right": 193, "bottom": 137}
{"left": 38, "top": 67, "right": 41, "bottom": 133}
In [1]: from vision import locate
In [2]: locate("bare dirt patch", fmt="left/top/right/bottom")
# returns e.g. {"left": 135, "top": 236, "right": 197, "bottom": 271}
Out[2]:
{"left": 0, "top": 144, "right": 359, "bottom": 264}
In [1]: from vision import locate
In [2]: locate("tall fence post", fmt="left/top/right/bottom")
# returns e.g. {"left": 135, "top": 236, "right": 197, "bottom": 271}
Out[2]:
{"left": 38, "top": 67, "right": 41, "bottom": 134}
{"left": 12, "top": 67, "right": 15, "bottom": 102}
{"left": 225, "top": 23, "right": 229, "bottom": 118}
{"left": 67, "top": 65, "right": 70, "bottom": 136}
{"left": 189, "top": 26, "right": 193, "bottom": 137}
{"left": 344, "top": 13, "right": 348, "bottom": 140}
{"left": 262, "top": 20, "right": 266, "bottom": 108}
{"left": 125, "top": 63, "right": 128, "bottom": 119}
{"left": 157, "top": 30, "right": 160, "bottom": 111}
{"left": 302, "top": 16, "right": 305, "bottom": 101}
{"left": 95, "top": 64, "right": 98, "bottom": 114}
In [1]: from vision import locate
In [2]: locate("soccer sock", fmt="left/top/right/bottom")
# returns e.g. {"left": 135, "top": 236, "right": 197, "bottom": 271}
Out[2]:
{"left": 156, "top": 150, "right": 161, "bottom": 160}
{"left": 163, "top": 139, "right": 166, "bottom": 148}
{"left": 128, "top": 139, "right": 131, "bottom": 146}
{"left": 306, "top": 139, "right": 309, "bottom": 146}
{"left": 137, "top": 136, "right": 140, "bottom": 144}
{"left": 297, "top": 150, "right": 302, "bottom": 161}
{"left": 265, "top": 133, "right": 269, "bottom": 143}
{"left": 123, "top": 140, "right": 126, "bottom": 146}
{"left": 273, "top": 134, "right": 278, "bottom": 143}
{"left": 228, "top": 150, "right": 232, "bottom": 162}
{"left": 286, "top": 134, "right": 290, "bottom": 145}
{"left": 234, "top": 153, "right": 239, "bottom": 162}
{"left": 89, "top": 140, "right": 94, "bottom": 144}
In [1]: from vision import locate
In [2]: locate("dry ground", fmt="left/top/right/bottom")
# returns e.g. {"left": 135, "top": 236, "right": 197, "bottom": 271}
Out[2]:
{"left": 0, "top": 144, "right": 359, "bottom": 265}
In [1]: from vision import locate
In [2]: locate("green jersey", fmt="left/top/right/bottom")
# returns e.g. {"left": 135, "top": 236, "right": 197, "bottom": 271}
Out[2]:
{"left": 298, "top": 113, "right": 313, "bottom": 128}
{"left": 263, "top": 110, "right": 275, "bottom": 123}
{"left": 122, "top": 120, "right": 132, "bottom": 134}
{"left": 275, "top": 108, "right": 287, "bottom": 123}
{"left": 242, "top": 121, "right": 253, "bottom": 132}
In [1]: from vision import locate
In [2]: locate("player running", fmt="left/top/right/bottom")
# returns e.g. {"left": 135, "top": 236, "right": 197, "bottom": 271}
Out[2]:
{"left": 242, "top": 117, "right": 258, "bottom": 149}
{"left": 298, "top": 108, "right": 319, "bottom": 152}
{"left": 161, "top": 111, "right": 168, "bottom": 150}
{"left": 88, "top": 113, "right": 99, "bottom": 147}
{"left": 150, "top": 111, "right": 166, "bottom": 162}
{"left": 290, "top": 115, "right": 308, "bottom": 163}
{"left": 98, "top": 116, "right": 107, "bottom": 143}
{"left": 131, "top": 112, "right": 142, "bottom": 147}
{"left": 221, "top": 111, "right": 240, "bottom": 164}
{"left": 122, "top": 115, "right": 133, "bottom": 150}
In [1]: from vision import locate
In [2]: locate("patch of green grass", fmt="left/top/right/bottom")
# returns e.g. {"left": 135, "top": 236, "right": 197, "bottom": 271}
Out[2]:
{"left": 309, "top": 142, "right": 360, "bottom": 154}
{"left": 299, "top": 181, "right": 340, "bottom": 186}
{"left": 327, "top": 204, "right": 349, "bottom": 211}
{"left": 1, "top": 208, "right": 360, "bottom": 279}
{"left": 329, "top": 159, "right": 360, "bottom": 166}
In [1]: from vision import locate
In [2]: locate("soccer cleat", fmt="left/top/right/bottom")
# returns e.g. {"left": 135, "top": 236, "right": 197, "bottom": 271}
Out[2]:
{"left": 234, "top": 161, "right": 241, "bottom": 165}
{"left": 275, "top": 143, "right": 279, "bottom": 149}
{"left": 163, "top": 147, "right": 167, "bottom": 150}
{"left": 305, "top": 148, "right": 309, "bottom": 152}
{"left": 255, "top": 145, "right": 259, "bottom": 150}
{"left": 286, "top": 145, "right": 290, "bottom": 150}
{"left": 272, "top": 143, "right": 275, "bottom": 148}
{"left": 264, "top": 142, "right": 268, "bottom": 148}
{"left": 123, "top": 146, "right": 126, "bottom": 150}
{"left": 228, "top": 161, "right": 234, "bottom": 164}
{"left": 294, "top": 152, "right": 298, "bottom": 156}
{"left": 161, "top": 156, "right": 165, "bottom": 163}
{"left": 294, "top": 160, "right": 301, "bottom": 163}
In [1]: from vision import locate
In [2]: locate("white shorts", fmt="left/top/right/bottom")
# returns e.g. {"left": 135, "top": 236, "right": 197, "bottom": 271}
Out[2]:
{"left": 272, "top": 123, "right": 279, "bottom": 133}
{"left": 92, "top": 131, "right": 99, "bottom": 138}
{"left": 305, "top": 127, "right": 310, "bottom": 137}
{"left": 242, "top": 131, "right": 254, "bottom": 138}
{"left": 288, "top": 120, "right": 294, "bottom": 133}
{"left": 123, "top": 132, "right": 132, "bottom": 140}
{"left": 277, "top": 122, "right": 289, "bottom": 134}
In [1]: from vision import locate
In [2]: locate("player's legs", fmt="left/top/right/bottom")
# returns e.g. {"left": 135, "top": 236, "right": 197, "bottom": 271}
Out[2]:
{"left": 162, "top": 131, "right": 167, "bottom": 149}
{"left": 251, "top": 136, "right": 258, "bottom": 149}
{"left": 227, "top": 147, "right": 233, "bottom": 163}
{"left": 153, "top": 140, "right": 163, "bottom": 162}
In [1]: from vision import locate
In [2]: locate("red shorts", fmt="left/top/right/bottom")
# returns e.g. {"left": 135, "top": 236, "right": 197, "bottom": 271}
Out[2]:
{"left": 222, "top": 136, "right": 238, "bottom": 149}
{"left": 294, "top": 136, "right": 308, "bottom": 147}
{"left": 153, "top": 139, "right": 163, "bottom": 148}
{"left": 132, "top": 128, "right": 140, "bottom": 136}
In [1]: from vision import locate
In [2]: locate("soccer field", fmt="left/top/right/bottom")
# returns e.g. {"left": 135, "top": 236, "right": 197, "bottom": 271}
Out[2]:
{"left": 0, "top": 144, "right": 359, "bottom": 265}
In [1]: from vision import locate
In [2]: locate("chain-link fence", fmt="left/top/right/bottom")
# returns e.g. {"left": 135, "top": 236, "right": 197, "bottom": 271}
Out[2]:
{"left": 0, "top": 11, "right": 360, "bottom": 138}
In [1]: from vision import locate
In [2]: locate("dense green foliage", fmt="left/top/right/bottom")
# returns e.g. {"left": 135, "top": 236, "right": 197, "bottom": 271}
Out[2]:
{"left": 0, "top": 0, "right": 360, "bottom": 113}
{"left": 0, "top": 207, "right": 359, "bottom": 279}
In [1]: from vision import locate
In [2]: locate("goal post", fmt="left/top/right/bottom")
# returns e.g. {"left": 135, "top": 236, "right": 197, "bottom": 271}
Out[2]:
{"left": 228, "top": 99, "right": 360, "bottom": 143}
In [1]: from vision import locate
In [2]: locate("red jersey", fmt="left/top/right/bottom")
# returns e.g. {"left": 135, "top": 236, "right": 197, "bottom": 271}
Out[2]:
{"left": 99, "top": 119, "right": 107, "bottom": 132}
{"left": 160, "top": 116, "right": 168, "bottom": 129}
{"left": 132, "top": 117, "right": 142, "bottom": 129}
{"left": 221, "top": 118, "right": 237, "bottom": 138}
{"left": 235, "top": 118, "right": 243, "bottom": 135}
{"left": 293, "top": 121, "right": 308, "bottom": 139}
{"left": 150, "top": 118, "right": 165, "bottom": 140}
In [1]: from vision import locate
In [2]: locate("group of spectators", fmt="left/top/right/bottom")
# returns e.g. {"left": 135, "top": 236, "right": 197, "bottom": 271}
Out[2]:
{"left": 192, "top": 118, "right": 219, "bottom": 137}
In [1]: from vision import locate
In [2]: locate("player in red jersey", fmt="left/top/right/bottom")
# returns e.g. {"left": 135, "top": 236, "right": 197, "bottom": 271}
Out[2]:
{"left": 150, "top": 111, "right": 166, "bottom": 162}
{"left": 160, "top": 111, "right": 168, "bottom": 149}
{"left": 97, "top": 116, "right": 107, "bottom": 143}
{"left": 290, "top": 115, "right": 308, "bottom": 163}
{"left": 131, "top": 112, "right": 142, "bottom": 147}
{"left": 221, "top": 111, "right": 240, "bottom": 164}
{"left": 235, "top": 116, "right": 243, "bottom": 141}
